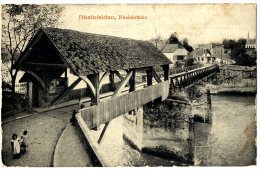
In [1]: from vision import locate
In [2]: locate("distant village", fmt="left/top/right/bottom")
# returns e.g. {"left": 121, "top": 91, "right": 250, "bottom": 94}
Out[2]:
{"left": 151, "top": 32, "right": 256, "bottom": 68}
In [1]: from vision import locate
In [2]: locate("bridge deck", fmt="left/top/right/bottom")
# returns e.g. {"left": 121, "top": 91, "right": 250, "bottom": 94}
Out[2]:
{"left": 170, "top": 64, "right": 217, "bottom": 78}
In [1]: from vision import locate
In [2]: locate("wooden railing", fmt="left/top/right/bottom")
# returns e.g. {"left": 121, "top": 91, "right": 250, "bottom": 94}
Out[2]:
{"left": 169, "top": 64, "right": 219, "bottom": 91}
{"left": 80, "top": 81, "right": 169, "bottom": 128}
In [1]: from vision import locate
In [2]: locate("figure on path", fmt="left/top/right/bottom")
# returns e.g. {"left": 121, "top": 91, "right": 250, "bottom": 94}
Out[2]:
{"left": 20, "top": 130, "right": 28, "bottom": 154}
{"left": 10, "top": 134, "right": 21, "bottom": 159}
{"left": 70, "top": 110, "right": 77, "bottom": 126}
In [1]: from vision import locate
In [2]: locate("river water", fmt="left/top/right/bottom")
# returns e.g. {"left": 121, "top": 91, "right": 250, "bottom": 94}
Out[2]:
{"left": 94, "top": 94, "right": 256, "bottom": 166}
{"left": 194, "top": 94, "right": 256, "bottom": 166}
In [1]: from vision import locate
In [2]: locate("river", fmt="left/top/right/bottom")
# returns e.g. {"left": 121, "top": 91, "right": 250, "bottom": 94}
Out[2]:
{"left": 93, "top": 94, "right": 256, "bottom": 166}
{"left": 194, "top": 94, "right": 256, "bottom": 166}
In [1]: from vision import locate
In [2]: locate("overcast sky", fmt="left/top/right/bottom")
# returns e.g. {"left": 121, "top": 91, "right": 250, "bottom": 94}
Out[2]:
{"left": 59, "top": 4, "right": 256, "bottom": 44}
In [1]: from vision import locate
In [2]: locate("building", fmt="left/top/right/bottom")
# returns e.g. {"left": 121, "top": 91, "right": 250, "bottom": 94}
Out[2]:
{"left": 14, "top": 27, "right": 172, "bottom": 108}
{"left": 192, "top": 44, "right": 235, "bottom": 65}
{"left": 160, "top": 44, "right": 188, "bottom": 67}
{"left": 245, "top": 32, "right": 256, "bottom": 49}
{"left": 212, "top": 45, "right": 235, "bottom": 65}
{"left": 191, "top": 48, "right": 212, "bottom": 63}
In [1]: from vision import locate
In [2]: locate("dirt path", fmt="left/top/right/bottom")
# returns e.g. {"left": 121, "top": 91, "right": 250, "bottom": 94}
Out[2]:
{"left": 1, "top": 106, "right": 76, "bottom": 167}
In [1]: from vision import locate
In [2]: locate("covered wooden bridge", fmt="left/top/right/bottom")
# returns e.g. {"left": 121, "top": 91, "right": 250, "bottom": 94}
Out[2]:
{"left": 14, "top": 27, "right": 172, "bottom": 114}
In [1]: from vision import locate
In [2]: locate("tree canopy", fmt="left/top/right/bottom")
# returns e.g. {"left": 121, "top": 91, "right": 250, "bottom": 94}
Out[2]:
{"left": 1, "top": 4, "right": 64, "bottom": 105}
{"left": 182, "top": 38, "right": 194, "bottom": 53}
{"left": 167, "top": 32, "right": 193, "bottom": 52}
{"left": 222, "top": 38, "right": 256, "bottom": 66}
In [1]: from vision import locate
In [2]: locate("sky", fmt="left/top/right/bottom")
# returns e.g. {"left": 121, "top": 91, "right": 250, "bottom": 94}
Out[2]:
{"left": 58, "top": 4, "right": 256, "bottom": 44}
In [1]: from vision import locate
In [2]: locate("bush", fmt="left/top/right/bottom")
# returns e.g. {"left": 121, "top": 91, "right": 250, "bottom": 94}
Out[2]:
{"left": 185, "top": 58, "right": 194, "bottom": 67}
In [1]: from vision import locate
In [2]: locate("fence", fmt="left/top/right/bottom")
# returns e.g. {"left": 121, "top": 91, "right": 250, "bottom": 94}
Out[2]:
{"left": 169, "top": 64, "right": 203, "bottom": 75}
{"left": 2, "top": 82, "right": 27, "bottom": 95}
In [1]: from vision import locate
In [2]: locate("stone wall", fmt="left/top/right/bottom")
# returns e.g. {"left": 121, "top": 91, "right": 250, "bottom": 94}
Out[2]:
{"left": 142, "top": 101, "right": 193, "bottom": 163}
{"left": 212, "top": 65, "right": 257, "bottom": 91}
{"left": 219, "top": 65, "right": 256, "bottom": 81}
{"left": 123, "top": 101, "right": 195, "bottom": 164}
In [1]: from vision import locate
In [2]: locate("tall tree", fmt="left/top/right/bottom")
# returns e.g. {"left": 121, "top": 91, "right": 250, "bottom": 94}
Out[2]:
{"left": 182, "top": 38, "right": 193, "bottom": 52}
{"left": 168, "top": 32, "right": 182, "bottom": 46}
{"left": 1, "top": 4, "right": 64, "bottom": 106}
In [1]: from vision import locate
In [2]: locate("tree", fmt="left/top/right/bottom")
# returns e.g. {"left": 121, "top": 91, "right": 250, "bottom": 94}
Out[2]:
{"left": 168, "top": 32, "right": 179, "bottom": 44}
{"left": 168, "top": 32, "right": 182, "bottom": 47}
{"left": 223, "top": 38, "right": 256, "bottom": 66}
{"left": 185, "top": 58, "right": 194, "bottom": 67}
{"left": 237, "top": 38, "right": 247, "bottom": 47}
{"left": 150, "top": 35, "right": 163, "bottom": 49}
{"left": 182, "top": 38, "right": 193, "bottom": 52}
{"left": 2, "top": 4, "right": 64, "bottom": 107}
{"left": 222, "top": 39, "right": 236, "bottom": 51}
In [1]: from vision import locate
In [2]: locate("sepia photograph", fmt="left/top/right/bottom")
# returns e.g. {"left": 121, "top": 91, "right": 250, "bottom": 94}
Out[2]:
{"left": 0, "top": 1, "right": 258, "bottom": 167}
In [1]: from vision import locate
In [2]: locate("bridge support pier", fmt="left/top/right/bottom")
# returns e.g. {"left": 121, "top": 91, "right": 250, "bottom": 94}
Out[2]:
{"left": 206, "top": 89, "right": 212, "bottom": 124}
{"left": 123, "top": 106, "right": 144, "bottom": 151}
{"left": 123, "top": 100, "right": 195, "bottom": 164}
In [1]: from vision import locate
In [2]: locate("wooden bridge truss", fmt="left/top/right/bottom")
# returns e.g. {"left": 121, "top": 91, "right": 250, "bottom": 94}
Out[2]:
{"left": 169, "top": 64, "right": 219, "bottom": 92}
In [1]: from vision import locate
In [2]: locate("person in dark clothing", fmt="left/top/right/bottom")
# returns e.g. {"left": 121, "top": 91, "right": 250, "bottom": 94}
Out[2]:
{"left": 20, "top": 130, "right": 28, "bottom": 154}
{"left": 70, "top": 110, "right": 77, "bottom": 126}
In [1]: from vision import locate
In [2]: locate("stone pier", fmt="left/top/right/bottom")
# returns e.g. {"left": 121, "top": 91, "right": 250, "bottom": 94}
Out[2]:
{"left": 123, "top": 100, "right": 195, "bottom": 164}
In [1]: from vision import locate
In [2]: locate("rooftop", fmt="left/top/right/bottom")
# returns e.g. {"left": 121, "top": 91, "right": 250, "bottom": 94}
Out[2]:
{"left": 161, "top": 44, "right": 179, "bottom": 53}
{"left": 16, "top": 27, "right": 172, "bottom": 75}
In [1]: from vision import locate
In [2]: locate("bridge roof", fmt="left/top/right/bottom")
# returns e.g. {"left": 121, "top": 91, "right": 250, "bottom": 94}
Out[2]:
{"left": 16, "top": 27, "right": 171, "bottom": 75}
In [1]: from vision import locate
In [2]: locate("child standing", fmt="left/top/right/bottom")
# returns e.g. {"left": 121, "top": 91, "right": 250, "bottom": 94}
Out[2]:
{"left": 20, "top": 130, "right": 28, "bottom": 154}
{"left": 10, "top": 134, "right": 21, "bottom": 159}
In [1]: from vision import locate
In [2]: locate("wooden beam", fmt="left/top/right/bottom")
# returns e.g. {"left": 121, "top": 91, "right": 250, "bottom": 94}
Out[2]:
{"left": 129, "top": 70, "right": 136, "bottom": 92}
{"left": 80, "top": 76, "right": 96, "bottom": 97}
{"left": 166, "top": 99, "right": 191, "bottom": 105}
{"left": 146, "top": 67, "right": 153, "bottom": 86}
{"left": 163, "top": 65, "right": 169, "bottom": 81}
{"left": 28, "top": 81, "right": 33, "bottom": 112}
{"left": 23, "top": 62, "right": 68, "bottom": 69}
{"left": 51, "top": 78, "right": 81, "bottom": 105}
{"left": 99, "top": 72, "right": 109, "bottom": 91}
{"left": 112, "top": 71, "right": 133, "bottom": 97}
{"left": 25, "top": 70, "right": 46, "bottom": 90}
{"left": 151, "top": 68, "right": 162, "bottom": 83}
{"left": 97, "top": 122, "right": 110, "bottom": 144}
{"left": 16, "top": 32, "right": 44, "bottom": 68}
{"left": 92, "top": 74, "right": 100, "bottom": 104}
{"left": 109, "top": 72, "right": 116, "bottom": 91}
{"left": 114, "top": 71, "right": 124, "bottom": 80}
{"left": 115, "top": 71, "right": 130, "bottom": 87}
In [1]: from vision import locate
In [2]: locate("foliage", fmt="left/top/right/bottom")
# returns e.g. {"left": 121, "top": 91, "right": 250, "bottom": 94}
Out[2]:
{"left": 182, "top": 38, "right": 193, "bottom": 52}
{"left": 167, "top": 33, "right": 194, "bottom": 52}
{"left": 222, "top": 38, "right": 256, "bottom": 66}
{"left": 167, "top": 32, "right": 182, "bottom": 47}
{"left": 185, "top": 58, "right": 194, "bottom": 67}
{"left": 1, "top": 4, "right": 64, "bottom": 104}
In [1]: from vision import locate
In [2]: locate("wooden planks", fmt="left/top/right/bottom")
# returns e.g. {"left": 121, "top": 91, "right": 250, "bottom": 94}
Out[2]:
{"left": 81, "top": 81, "right": 169, "bottom": 128}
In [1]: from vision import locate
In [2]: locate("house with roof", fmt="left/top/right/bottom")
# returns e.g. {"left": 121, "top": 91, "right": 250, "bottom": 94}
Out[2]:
{"left": 160, "top": 44, "right": 188, "bottom": 67}
{"left": 192, "top": 44, "right": 235, "bottom": 65}
{"left": 212, "top": 46, "right": 235, "bottom": 65}
{"left": 14, "top": 27, "right": 171, "bottom": 109}
{"left": 191, "top": 48, "right": 212, "bottom": 63}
